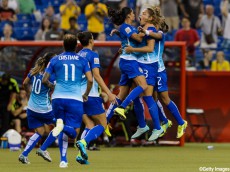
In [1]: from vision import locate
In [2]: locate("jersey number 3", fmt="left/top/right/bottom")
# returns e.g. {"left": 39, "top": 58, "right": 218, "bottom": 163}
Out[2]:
{"left": 63, "top": 64, "right": 75, "bottom": 81}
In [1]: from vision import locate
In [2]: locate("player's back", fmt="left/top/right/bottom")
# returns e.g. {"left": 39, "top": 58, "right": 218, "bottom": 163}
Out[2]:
{"left": 28, "top": 73, "right": 54, "bottom": 113}
{"left": 78, "top": 48, "right": 100, "bottom": 97}
{"left": 49, "top": 52, "right": 88, "bottom": 101}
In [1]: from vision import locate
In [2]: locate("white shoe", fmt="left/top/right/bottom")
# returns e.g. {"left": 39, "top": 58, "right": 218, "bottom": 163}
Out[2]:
{"left": 52, "top": 119, "right": 64, "bottom": 137}
{"left": 59, "top": 161, "right": 68, "bottom": 168}
{"left": 131, "top": 125, "right": 150, "bottom": 139}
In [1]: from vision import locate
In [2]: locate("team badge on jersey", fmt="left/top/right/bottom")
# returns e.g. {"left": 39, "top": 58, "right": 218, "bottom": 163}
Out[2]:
{"left": 125, "top": 27, "right": 131, "bottom": 34}
{"left": 94, "top": 58, "right": 99, "bottom": 64}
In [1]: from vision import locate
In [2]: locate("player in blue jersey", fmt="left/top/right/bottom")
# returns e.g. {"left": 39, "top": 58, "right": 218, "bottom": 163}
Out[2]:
{"left": 124, "top": 8, "right": 164, "bottom": 141}
{"left": 136, "top": 9, "right": 187, "bottom": 139}
{"left": 36, "top": 34, "right": 93, "bottom": 168}
{"left": 75, "top": 31, "right": 117, "bottom": 164}
{"left": 18, "top": 52, "right": 56, "bottom": 164}
{"left": 107, "top": 7, "right": 149, "bottom": 121}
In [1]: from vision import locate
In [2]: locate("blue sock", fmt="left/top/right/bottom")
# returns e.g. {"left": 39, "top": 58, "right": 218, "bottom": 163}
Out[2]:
{"left": 80, "top": 128, "right": 90, "bottom": 139}
{"left": 40, "top": 131, "right": 57, "bottom": 151}
{"left": 157, "top": 100, "right": 168, "bottom": 124}
{"left": 106, "top": 98, "right": 122, "bottom": 122}
{"left": 167, "top": 101, "right": 184, "bottom": 125}
{"left": 58, "top": 132, "right": 68, "bottom": 162}
{"left": 120, "top": 86, "right": 144, "bottom": 109}
{"left": 63, "top": 125, "right": 77, "bottom": 139}
{"left": 133, "top": 97, "right": 146, "bottom": 128}
{"left": 143, "top": 96, "right": 161, "bottom": 130}
{"left": 22, "top": 133, "right": 41, "bottom": 156}
{"left": 84, "top": 125, "right": 104, "bottom": 145}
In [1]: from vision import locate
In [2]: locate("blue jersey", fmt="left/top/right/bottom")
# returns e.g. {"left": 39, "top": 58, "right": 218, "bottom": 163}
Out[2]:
{"left": 78, "top": 48, "right": 100, "bottom": 97}
{"left": 27, "top": 72, "right": 55, "bottom": 113}
{"left": 137, "top": 26, "right": 158, "bottom": 64}
{"left": 156, "top": 31, "right": 166, "bottom": 72}
{"left": 119, "top": 23, "right": 138, "bottom": 60}
{"left": 45, "top": 52, "right": 90, "bottom": 102}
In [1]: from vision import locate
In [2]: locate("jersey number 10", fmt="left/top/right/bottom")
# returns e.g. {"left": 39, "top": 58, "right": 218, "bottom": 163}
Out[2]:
{"left": 32, "top": 76, "right": 41, "bottom": 94}
{"left": 63, "top": 64, "right": 75, "bottom": 81}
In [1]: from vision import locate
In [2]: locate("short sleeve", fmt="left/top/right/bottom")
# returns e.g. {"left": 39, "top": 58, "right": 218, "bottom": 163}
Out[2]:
{"left": 85, "top": 4, "right": 92, "bottom": 16}
{"left": 90, "top": 52, "right": 100, "bottom": 69}
{"left": 120, "top": 24, "right": 136, "bottom": 38}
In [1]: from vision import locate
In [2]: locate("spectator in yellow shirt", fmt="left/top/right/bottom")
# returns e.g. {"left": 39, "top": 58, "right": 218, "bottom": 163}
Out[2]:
{"left": 85, "top": 0, "right": 108, "bottom": 39}
{"left": 211, "top": 51, "right": 230, "bottom": 71}
{"left": 59, "top": 0, "right": 81, "bottom": 30}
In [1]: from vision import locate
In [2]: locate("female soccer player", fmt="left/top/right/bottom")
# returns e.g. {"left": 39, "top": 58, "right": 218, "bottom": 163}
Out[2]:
{"left": 135, "top": 10, "right": 187, "bottom": 138}
{"left": 75, "top": 31, "right": 117, "bottom": 164}
{"left": 18, "top": 52, "right": 56, "bottom": 164}
{"left": 124, "top": 7, "right": 164, "bottom": 141}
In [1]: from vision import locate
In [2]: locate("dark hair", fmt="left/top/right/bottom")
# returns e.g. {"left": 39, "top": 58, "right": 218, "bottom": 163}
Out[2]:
{"left": 41, "top": 18, "right": 51, "bottom": 31}
{"left": 30, "top": 52, "right": 56, "bottom": 76}
{"left": 159, "top": 17, "right": 169, "bottom": 33}
{"left": 69, "top": 16, "right": 77, "bottom": 23}
{"left": 63, "top": 34, "right": 78, "bottom": 52}
{"left": 77, "top": 31, "right": 93, "bottom": 46}
{"left": 1, "top": 73, "right": 11, "bottom": 81}
{"left": 108, "top": 7, "right": 132, "bottom": 26}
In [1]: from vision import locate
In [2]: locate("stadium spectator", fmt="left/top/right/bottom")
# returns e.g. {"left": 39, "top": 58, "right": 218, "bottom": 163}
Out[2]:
{"left": 136, "top": 0, "right": 160, "bottom": 20}
{"left": 0, "top": 73, "right": 19, "bottom": 136}
{"left": 18, "top": 0, "right": 36, "bottom": 14}
{"left": 63, "top": 16, "right": 80, "bottom": 35}
{"left": 211, "top": 51, "right": 230, "bottom": 71}
{"left": 196, "top": 5, "right": 222, "bottom": 49}
{"left": 180, "top": 0, "right": 203, "bottom": 28}
{"left": 0, "top": 0, "right": 19, "bottom": 13}
{"left": 175, "top": 17, "right": 200, "bottom": 64}
{"left": 161, "top": 0, "right": 181, "bottom": 31}
{"left": 221, "top": 0, "right": 230, "bottom": 49}
{"left": 1, "top": 23, "right": 15, "bottom": 41}
{"left": 59, "top": 0, "right": 81, "bottom": 30}
{"left": 45, "top": 18, "right": 63, "bottom": 40}
{"left": 85, "top": 0, "right": 108, "bottom": 39}
{"left": 43, "top": 5, "right": 60, "bottom": 24}
{"left": 0, "top": 0, "right": 17, "bottom": 22}
{"left": 197, "top": 49, "right": 213, "bottom": 70}
{"left": 10, "top": 88, "right": 28, "bottom": 133}
{"left": 35, "top": 18, "right": 51, "bottom": 40}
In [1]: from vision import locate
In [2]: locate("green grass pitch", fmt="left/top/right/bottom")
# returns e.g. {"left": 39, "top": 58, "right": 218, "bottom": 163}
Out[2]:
{"left": 0, "top": 143, "right": 229, "bottom": 172}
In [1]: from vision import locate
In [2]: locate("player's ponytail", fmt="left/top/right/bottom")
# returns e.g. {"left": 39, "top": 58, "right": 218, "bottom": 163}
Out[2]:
{"left": 30, "top": 52, "right": 55, "bottom": 76}
{"left": 108, "top": 7, "right": 132, "bottom": 26}
{"left": 160, "top": 17, "right": 169, "bottom": 33}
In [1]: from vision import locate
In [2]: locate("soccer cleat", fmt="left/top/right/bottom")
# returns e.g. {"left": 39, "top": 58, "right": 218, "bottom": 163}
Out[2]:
{"left": 148, "top": 127, "right": 164, "bottom": 141}
{"left": 76, "top": 155, "right": 90, "bottom": 165}
{"left": 18, "top": 154, "right": 30, "bottom": 164}
{"left": 36, "top": 148, "right": 52, "bottom": 162}
{"left": 159, "top": 120, "right": 173, "bottom": 137}
{"left": 52, "top": 119, "right": 64, "bottom": 137}
{"left": 76, "top": 139, "right": 88, "bottom": 160}
{"left": 177, "top": 120, "right": 188, "bottom": 138}
{"left": 131, "top": 125, "right": 150, "bottom": 139}
{"left": 114, "top": 107, "right": 126, "bottom": 120}
{"left": 104, "top": 124, "right": 112, "bottom": 137}
{"left": 59, "top": 161, "right": 68, "bottom": 168}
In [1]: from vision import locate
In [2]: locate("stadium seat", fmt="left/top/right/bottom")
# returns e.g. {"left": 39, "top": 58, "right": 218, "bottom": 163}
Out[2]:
{"left": 186, "top": 108, "right": 213, "bottom": 142}
{"left": 14, "top": 28, "right": 34, "bottom": 40}
{"left": 14, "top": 21, "right": 32, "bottom": 28}
{"left": 17, "top": 14, "right": 34, "bottom": 21}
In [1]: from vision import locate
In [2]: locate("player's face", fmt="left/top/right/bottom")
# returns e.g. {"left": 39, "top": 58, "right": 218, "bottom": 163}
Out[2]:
{"left": 128, "top": 10, "right": 135, "bottom": 22}
{"left": 139, "top": 9, "right": 149, "bottom": 26}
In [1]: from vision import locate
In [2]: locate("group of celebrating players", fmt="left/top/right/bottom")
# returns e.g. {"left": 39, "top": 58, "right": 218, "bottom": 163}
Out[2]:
{"left": 18, "top": 5, "right": 187, "bottom": 168}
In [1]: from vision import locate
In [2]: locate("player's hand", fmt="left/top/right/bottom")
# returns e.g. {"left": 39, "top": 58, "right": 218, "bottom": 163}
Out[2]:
{"left": 82, "top": 94, "right": 88, "bottom": 102}
{"left": 110, "top": 29, "right": 119, "bottom": 36}
{"left": 125, "top": 45, "right": 133, "bottom": 53}
{"left": 138, "top": 26, "right": 145, "bottom": 33}
{"left": 108, "top": 93, "right": 118, "bottom": 105}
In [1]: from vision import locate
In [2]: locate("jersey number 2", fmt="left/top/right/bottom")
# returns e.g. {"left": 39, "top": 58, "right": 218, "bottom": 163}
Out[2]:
{"left": 63, "top": 64, "right": 75, "bottom": 81}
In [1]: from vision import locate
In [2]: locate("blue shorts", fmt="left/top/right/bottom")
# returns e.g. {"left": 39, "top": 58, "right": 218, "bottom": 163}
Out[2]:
{"left": 156, "top": 70, "right": 168, "bottom": 92}
{"left": 138, "top": 62, "right": 158, "bottom": 86}
{"left": 83, "top": 96, "right": 105, "bottom": 116}
{"left": 27, "top": 109, "right": 55, "bottom": 129}
{"left": 52, "top": 98, "right": 83, "bottom": 129}
{"left": 119, "top": 58, "right": 144, "bottom": 86}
